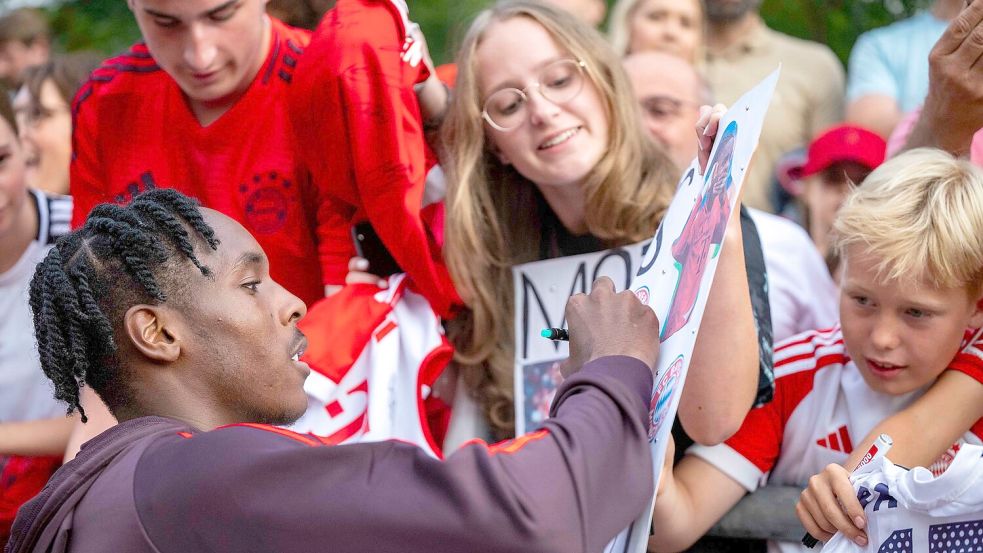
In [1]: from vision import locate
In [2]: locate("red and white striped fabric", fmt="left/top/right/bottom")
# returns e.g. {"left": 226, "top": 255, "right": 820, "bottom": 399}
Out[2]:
{"left": 289, "top": 275, "right": 452, "bottom": 458}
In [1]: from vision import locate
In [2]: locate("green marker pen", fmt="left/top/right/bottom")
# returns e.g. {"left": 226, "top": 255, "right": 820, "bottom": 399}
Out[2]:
{"left": 541, "top": 328, "right": 569, "bottom": 341}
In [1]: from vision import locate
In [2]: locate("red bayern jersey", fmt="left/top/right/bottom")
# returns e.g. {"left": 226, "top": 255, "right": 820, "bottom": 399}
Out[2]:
{"left": 70, "top": 18, "right": 324, "bottom": 305}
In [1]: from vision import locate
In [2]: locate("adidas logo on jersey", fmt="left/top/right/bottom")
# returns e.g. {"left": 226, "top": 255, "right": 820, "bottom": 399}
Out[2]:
{"left": 816, "top": 425, "right": 854, "bottom": 453}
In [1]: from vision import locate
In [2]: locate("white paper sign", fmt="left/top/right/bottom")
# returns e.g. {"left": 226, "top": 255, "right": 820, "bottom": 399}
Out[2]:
{"left": 513, "top": 242, "right": 648, "bottom": 435}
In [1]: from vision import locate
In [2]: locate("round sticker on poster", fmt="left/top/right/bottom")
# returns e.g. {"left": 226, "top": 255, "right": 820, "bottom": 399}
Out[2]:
{"left": 634, "top": 285, "right": 651, "bottom": 306}
{"left": 648, "top": 355, "right": 684, "bottom": 441}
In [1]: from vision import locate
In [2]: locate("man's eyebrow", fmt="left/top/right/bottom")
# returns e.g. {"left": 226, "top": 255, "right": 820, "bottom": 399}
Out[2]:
{"left": 143, "top": 0, "right": 238, "bottom": 20}
{"left": 142, "top": 6, "right": 178, "bottom": 19}
{"left": 230, "top": 251, "right": 266, "bottom": 272}
{"left": 205, "top": 0, "right": 239, "bottom": 17}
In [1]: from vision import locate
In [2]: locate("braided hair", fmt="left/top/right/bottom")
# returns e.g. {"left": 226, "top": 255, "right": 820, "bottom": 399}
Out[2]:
{"left": 29, "top": 189, "right": 219, "bottom": 422}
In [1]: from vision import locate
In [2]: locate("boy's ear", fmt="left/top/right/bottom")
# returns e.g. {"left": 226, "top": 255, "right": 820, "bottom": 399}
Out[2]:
{"left": 123, "top": 305, "right": 181, "bottom": 363}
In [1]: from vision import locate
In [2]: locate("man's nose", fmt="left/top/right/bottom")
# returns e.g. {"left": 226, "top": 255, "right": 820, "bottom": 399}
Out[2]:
{"left": 183, "top": 24, "right": 218, "bottom": 71}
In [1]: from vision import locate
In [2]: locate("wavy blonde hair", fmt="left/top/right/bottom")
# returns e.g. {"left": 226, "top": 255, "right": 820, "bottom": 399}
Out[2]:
{"left": 442, "top": 0, "right": 677, "bottom": 438}
{"left": 834, "top": 148, "right": 983, "bottom": 297}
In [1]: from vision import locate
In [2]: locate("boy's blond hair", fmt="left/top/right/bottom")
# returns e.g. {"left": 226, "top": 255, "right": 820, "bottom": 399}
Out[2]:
{"left": 833, "top": 148, "right": 983, "bottom": 296}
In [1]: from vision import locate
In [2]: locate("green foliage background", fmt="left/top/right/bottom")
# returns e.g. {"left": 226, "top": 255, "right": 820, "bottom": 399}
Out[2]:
{"left": 31, "top": 0, "right": 936, "bottom": 66}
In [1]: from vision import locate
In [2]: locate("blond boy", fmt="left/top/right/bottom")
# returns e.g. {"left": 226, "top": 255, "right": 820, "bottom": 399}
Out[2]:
{"left": 650, "top": 148, "right": 983, "bottom": 553}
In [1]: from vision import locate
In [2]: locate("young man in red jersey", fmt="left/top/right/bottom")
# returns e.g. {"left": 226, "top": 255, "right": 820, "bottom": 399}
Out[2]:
{"left": 70, "top": 0, "right": 322, "bottom": 305}
{"left": 66, "top": 0, "right": 320, "bottom": 454}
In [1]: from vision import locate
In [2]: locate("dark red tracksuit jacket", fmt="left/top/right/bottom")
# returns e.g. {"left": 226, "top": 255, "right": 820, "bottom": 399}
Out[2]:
{"left": 7, "top": 357, "right": 654, "bottom": 553}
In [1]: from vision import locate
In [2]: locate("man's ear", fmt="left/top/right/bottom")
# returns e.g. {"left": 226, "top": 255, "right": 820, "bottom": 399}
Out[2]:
{"left": 123, "top": 305, "right": 181, "bottom": 363}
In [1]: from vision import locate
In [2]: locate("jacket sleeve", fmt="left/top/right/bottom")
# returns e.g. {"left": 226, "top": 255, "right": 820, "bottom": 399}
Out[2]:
{"left": 133, "top": 356, "right": 654, "bottom": 553}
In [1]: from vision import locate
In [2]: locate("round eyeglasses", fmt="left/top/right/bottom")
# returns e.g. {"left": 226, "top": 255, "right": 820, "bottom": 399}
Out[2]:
{"left": 481, "top": 58, "right": 587, "bottom": 132}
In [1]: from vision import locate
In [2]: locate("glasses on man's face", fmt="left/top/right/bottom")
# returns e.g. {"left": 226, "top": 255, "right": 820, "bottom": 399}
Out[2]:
{"left": 481, "top": 58, "right": 587, "bottom": 132}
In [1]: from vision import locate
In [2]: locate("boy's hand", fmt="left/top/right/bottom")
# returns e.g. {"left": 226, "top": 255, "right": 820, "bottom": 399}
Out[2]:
{"left": 561, "top": 277, "right": 660, "bottom": 377}
{"left": 796, "top": 464, "right": 868, "bottom": 547}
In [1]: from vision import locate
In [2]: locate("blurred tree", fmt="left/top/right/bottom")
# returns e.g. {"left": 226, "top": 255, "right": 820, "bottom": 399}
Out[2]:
{"left": 41, "top": 0, "right": 940, "bottom": 65}
{"left": 46, "top": 0, "right": 140, "bottom": 54}
{"left": 759, "top": 0, "right": 935, "bottom": 64}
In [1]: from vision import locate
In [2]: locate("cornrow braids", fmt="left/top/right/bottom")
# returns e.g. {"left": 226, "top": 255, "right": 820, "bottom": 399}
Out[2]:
{"left": 29, "top": 189, "right": 219, "bottom": 422}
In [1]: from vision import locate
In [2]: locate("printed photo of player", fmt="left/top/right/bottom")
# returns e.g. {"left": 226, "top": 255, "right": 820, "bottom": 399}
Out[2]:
{"left": 521, "top": 359, "right": 565, "bottom": 432}
{"left": 661, "top": 120, "right": 738, "bottom": 340}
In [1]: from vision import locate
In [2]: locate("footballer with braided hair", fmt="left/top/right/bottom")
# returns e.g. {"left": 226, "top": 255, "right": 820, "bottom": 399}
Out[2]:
{"left": 29, "top": 188, "right": 219, "bottom": 423}
{"left": 10, "top": 190, "right": 667, "bottom": 553}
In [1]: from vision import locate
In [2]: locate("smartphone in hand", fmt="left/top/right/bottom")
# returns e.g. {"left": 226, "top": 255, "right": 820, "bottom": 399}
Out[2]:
{"left": 351, "top": 221, "right": 403, "bottom": 278}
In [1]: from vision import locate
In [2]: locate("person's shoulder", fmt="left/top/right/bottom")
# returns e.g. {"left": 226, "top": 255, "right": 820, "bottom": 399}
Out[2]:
{"left": 862, "top": 11, "right": 941, "bottom": 42}
{"left": 74, "top": 44, "right": 166, "bottom": 111}
{"left": 270, "top": 16, "right": 311, "bottom": 51}
{"left": 260, "top": 18, "right": 310, "bottom": 91}
{"left": 155, "top": 422, "right": 329, "bottom": 456}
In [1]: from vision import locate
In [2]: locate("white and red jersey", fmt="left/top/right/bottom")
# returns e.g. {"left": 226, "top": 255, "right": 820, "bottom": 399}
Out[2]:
{"left": 288, "top": 275, "right": 451, "bottom": 458}
{"left": 689, "top": 326, "right": 983, "bottom": 553}
{"left": 823, "top": 444, "right": 983, "bottom": 553}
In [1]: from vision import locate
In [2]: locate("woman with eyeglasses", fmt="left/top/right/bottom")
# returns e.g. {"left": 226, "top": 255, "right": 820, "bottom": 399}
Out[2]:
{"left": 11, "top": 52, "right": 101, "bottom": 195}
{"left": 438, "top": 1, "right": 758, "bottom": 443}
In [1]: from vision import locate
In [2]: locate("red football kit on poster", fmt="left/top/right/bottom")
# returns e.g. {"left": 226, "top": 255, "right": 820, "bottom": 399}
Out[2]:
{"left": 70, "top": 18, "right": 324, "bottom": 305}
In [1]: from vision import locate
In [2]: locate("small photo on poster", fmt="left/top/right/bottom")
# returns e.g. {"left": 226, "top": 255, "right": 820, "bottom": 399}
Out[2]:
{"left": 520, "top": 358, "right": 564, "bottom": 433}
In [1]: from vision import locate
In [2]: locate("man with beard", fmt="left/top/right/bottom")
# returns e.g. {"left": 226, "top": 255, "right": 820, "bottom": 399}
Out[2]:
{"left": 702, "top": 0, "right": 844, "bottom": 213}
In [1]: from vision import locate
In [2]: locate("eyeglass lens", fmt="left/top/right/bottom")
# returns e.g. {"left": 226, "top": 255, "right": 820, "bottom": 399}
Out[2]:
{"left": 483, "top": 59, "right": 584, "bottom": 130}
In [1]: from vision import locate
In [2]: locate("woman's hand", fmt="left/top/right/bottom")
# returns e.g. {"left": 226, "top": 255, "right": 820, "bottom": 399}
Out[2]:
{"left": 695, "top": 103, "right": 728, "bottom": 174}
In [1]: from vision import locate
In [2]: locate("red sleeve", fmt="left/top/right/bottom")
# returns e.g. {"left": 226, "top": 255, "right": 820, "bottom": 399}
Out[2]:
{"left": 699, "top": 331, "right": 832, "bottom": 480}
{"left": 69, "top": 80, "right": 107, "bottom": 229}
{"left": 949, "top": 331, "right": 983, "bottom": 385}
{"left": 723, "top": 368, "right": 815, "bottom": 473}
{"left": 313, "top": 190, "right": 359, "bottom": 285}
{"left": 289, "top": 1, "right": 459, "bottom": 316}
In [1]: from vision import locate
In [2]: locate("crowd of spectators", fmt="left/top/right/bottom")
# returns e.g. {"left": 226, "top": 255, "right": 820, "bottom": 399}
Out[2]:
{"left": 1, "top": 0, "right": 983, "bottom": 551}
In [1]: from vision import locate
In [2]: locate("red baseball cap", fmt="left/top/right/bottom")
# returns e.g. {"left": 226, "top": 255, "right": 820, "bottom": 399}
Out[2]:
{"left": 800, "top": 125, "right": 886, "bottom": 177}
